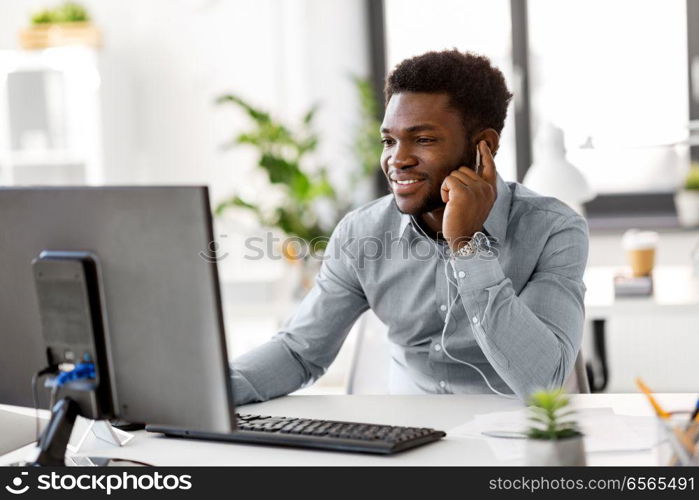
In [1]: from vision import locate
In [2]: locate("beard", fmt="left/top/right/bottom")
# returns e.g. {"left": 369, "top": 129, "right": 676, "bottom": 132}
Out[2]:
{"left": 390, "top": 153, "right": 473, "bottom": 216}
{"left": 392, "top": 183, "right": 445, "bottom": 216}
{"left": 387, "top": 142, "right": 476, "bottom": 215}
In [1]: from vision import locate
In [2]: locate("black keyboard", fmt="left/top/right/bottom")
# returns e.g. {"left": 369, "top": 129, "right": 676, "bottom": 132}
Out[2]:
{"left": 148, "top": 413, "right": 446, "bottom": 455}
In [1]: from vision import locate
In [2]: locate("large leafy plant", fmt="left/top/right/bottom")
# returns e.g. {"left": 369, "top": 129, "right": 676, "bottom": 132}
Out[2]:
{"left": 526, "top": 389, "right": 582, "bottom": 440}
{"left": 214, "top": 94, "right": 334, "bottom": 249}
{"left": 215, "top": 77, "right": 381, "bottom": 251}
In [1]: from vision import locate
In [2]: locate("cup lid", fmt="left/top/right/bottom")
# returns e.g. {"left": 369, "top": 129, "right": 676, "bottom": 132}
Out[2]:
{"left": 622, "top": 229, "right": 659, "bottom": 250}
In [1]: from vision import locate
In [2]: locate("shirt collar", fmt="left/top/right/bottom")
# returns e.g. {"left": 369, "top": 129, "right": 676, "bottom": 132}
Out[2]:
{"left": 398, "top": 211, "right": 412, "bottom": 237}
{"left": 397, "top": 173, "right": 511, "bottom": 243}
{"left": 482, "top": 174, "right": 511, "bottom": 243}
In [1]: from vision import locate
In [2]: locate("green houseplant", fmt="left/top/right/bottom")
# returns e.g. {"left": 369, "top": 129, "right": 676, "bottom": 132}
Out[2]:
{"left": 215, "top": 76, "right": 381, "bottom": 256}
{"left": 525, "top": 389, "right": 586, "bottom": 465}
{"left": 214, "top": 93, "right": 335, "bottom": 255}
{"left": 675, "top": 163, "right": 699, "bottom": 228}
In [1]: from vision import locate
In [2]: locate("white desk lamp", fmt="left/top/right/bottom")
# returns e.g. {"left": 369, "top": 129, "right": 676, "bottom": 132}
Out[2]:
{"left": 523, "top": 123, "right": 596, "bottom": 215}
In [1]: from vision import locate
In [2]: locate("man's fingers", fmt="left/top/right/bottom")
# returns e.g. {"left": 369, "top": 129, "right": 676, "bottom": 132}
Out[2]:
{"left": 441, "top": 175, "right": 469, "bottom": 203}
{"left": 450, "top": 169, "right": 475, "bottom": 187}
{"left": 479, "top": 140, "right": 497, "bottom": 187}
{"left": 440, "top": 176, "right": 451, "bottom": 203}
{"left": 453, "top": 167, "right": 492, "bottom": 198}
{"left": 456, "top": 165, "right": 482, "bottom": 182}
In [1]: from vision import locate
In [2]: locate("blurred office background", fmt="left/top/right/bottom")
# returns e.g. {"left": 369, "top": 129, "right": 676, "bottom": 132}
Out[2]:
{"left": 1, "top": 0, "right": 698, "bottom": 394}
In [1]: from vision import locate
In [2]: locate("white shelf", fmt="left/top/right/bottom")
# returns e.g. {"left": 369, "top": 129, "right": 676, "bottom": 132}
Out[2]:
{"left": 0, "top": 150, "right": 85, "bottom": 167}
{"left": 0, "top": 47, "right": 103, "bottom": 186}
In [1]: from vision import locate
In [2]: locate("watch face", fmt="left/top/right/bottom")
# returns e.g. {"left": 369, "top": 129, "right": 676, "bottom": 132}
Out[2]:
{"left": 454, "top": 242, "right": 476, "bottom": 258}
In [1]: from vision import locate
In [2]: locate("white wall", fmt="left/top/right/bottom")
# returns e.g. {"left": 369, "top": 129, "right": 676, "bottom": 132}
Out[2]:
{"left": 0, "top": 0, "right": 372, "bottom": 380}
{"left": 0, "top": 0, "right": 371, "bottom": 306}
{"left": 0, "top": 0, "right": 370, "bottom": 202}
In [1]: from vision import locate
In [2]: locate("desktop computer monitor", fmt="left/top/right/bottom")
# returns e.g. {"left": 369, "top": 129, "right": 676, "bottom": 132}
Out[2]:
{"left": 0, "top": 186, "right": 235, "bottom": 435}
{"left": 0, "top": 186, "right": 447, "bottom": 459}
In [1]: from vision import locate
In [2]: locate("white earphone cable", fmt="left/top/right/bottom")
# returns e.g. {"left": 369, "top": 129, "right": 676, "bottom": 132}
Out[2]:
{"left": 410, "top": 146, "right": 515, "bottom": 398}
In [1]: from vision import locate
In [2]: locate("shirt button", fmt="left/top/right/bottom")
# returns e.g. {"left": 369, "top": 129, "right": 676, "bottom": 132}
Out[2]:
{"left": 439, "top": 380, "right": 446, "bottom": 388}
{"left": 458, "top": 271, "right": 466, "bottom": 278}
{"left": 472, "top": 316, "right": 479, "bottom": 324}
{"left": 439, "top": 304, "right": 447, "bottom": 312}
{"left": 433, "top": 343, "right": 442, "bottom": 352}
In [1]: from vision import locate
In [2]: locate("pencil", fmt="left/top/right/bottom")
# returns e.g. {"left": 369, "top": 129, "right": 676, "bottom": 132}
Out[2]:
{"left": 636, "top": 378, "right": 697, "bottom": 465}
{"left": 688, "top": 398, "right": 699, "bottom": 428}
{"left": 635, "top": 378, "right": 671, "bottom": 419}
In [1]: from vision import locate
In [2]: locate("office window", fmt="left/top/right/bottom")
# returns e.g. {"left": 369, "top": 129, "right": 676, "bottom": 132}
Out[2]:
{"left": 383, "top": 0, "right": 517, "bottom": 182}
{"left": 527, "top": 0, "right": 690, "bottom": 195}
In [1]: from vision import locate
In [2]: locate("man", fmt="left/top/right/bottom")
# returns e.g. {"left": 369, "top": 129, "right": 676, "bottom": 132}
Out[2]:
{"left": 231, "top": 49, "right": 589, "bottom": 404}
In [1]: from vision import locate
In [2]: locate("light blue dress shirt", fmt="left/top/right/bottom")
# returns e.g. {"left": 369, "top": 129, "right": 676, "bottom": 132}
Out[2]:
{"left": 231, "top": 175, "right": 589, "bottom": 404}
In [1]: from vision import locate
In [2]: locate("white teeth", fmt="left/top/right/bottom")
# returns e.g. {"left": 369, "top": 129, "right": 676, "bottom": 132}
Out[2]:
{"left": 395, "top": 179, "right": 420, "bottom": 185}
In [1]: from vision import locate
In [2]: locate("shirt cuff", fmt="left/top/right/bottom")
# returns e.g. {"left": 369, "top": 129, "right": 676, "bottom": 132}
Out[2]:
{"left": 450, "top": 255, "right": 506, "bottom": 294}
{"left": 450, "top": 255, "right": 510, "bottom": 369}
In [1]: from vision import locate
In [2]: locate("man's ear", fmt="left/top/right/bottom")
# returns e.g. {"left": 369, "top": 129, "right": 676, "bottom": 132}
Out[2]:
{"left": 474, "top": 128, "right": 500, "bottom": 156}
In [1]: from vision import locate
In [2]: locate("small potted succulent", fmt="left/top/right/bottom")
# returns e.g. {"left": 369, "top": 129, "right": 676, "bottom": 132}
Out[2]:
{"left": 675, "top": 164, "right": 699, "bottom": 228}
{"left": 525, "top": 389, "right": 586, "bottom": 466}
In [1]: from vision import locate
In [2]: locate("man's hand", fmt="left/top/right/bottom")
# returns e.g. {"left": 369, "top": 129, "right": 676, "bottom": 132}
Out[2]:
{"left": 441, "top": 141, "right": 498, "bottom": 252}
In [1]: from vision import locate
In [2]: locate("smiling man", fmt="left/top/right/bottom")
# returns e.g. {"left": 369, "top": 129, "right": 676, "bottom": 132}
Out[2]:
{"left": 230, "top": 49, "right": 589, "bottom": 403}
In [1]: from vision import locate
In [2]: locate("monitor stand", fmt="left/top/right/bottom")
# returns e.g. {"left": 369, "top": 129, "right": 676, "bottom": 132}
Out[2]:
{"left": 31, "top": 397, "right": 80, "bottom": 466}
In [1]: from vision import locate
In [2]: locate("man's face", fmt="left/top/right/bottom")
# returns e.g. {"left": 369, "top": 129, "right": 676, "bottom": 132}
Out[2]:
{"left": 380, "top": 92, "right": 472, "bottom": 215}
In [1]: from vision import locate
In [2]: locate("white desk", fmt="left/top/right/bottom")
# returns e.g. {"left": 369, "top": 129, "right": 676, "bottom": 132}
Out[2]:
{"left": 584, "top": 265, "right": 699, "bottom": 318}
{"left": 582, "top": 266, "right": 699, "bottom": 392}
{"left": 2, "top": 394, "right": 695, "bottom": 466}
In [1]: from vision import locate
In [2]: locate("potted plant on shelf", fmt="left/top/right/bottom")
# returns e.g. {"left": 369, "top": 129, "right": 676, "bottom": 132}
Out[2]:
{"left": 525, "top": 389, "right": 586, "bottom": 466}
{"left": 20, "top": 2, "right": 100, "bottom": 50}
{"left": 675, "top": 163, "right": 699, "bottom": 228}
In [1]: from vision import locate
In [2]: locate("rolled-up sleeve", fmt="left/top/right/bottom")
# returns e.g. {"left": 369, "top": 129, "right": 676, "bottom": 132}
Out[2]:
{"left": 230, "top": 214, "right": 369, "bottom": 406}
{"left": 451, "top": 214, "right": 589, "bottom": 400}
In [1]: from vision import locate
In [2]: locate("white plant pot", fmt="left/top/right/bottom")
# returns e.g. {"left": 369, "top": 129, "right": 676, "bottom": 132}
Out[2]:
{"left": 675, "top": 190, "right": 699, "bottom": 228}
{"left": 525, "top": 435, "right": 586, "bottom": 466}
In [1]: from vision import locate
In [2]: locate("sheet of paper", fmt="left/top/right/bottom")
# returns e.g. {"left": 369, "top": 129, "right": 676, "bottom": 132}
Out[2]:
{"left": 448, "top": 407, "right": 659, "bottom": 461}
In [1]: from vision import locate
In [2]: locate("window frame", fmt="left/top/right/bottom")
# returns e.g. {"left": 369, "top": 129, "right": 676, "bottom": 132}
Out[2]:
{"left": 372, "top": 0, "right": 695, "bottom": 227}
{"left": 366, "top": 0, "right": 389, "bottom": 196}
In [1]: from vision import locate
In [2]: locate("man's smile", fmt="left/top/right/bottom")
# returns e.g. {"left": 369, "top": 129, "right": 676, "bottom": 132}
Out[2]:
{"left": 389, "top": 172, "right": 428, "bottom": 195}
